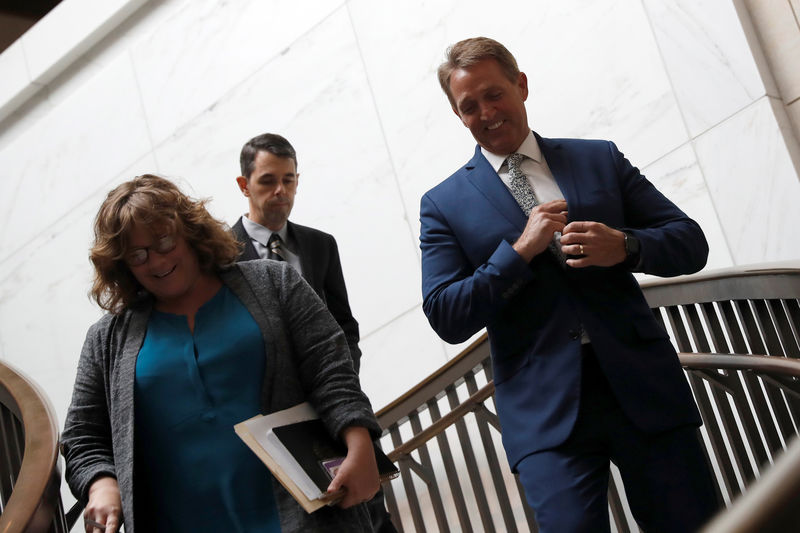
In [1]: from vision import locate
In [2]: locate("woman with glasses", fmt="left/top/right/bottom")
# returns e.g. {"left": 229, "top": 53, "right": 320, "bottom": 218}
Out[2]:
{"left": 62, "top": 174, "right": 382, "bottom": 533}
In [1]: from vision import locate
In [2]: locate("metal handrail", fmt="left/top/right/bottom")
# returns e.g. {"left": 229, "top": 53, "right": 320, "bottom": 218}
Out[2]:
{"left": 0, "top": 361, "right": 65, "bottom": 533}
{"left": 701, "top": 436, "right": 800, "bottom": 533}
{"left": 384, "top": 353, "right": 800, "bottom": 464}
{"left": 387, "top": 382, "right": 495, "bottom": 463}
{"left": 677, "top": 352, "right": 800, "bottom": 377}
{"left": 376, "top": 263, "right": 800, "bottom": 532}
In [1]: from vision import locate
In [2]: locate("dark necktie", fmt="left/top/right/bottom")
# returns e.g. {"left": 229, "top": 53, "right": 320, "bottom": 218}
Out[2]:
{"left": 506, "top": 153, "right": 566, "bottom": 265}
{"left": 267, "top": 233, "right": 285, "bottom": 261}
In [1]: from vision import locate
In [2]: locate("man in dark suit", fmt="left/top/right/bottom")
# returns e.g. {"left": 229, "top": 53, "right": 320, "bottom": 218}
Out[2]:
{"left": 420, "top": 37, "right": 718, "bottom": 532}
{"left": 233, "top": 133, "right": 397, "bottom": 532}
{"left": 233, "top": 133, "right": 362, "bottom": 372}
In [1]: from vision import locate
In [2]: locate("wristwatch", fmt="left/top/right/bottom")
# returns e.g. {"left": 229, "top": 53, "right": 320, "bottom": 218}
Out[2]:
{"left": 623, "top": 231, "right": 641, "bottom": 268}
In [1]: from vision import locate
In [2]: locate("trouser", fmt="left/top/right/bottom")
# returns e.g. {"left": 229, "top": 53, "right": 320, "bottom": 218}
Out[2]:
{"left": 516, "top": 344, "right": 719, "bottom": 533}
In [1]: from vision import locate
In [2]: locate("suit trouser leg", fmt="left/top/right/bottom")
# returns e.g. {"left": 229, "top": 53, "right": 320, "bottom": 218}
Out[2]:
{"left": 516, "top": 426, "right": 613, "bottom": 533}
{"left": 515, "top": 346, "right": 619, "bottom": 533}
{"left": 516, "top": 345, "right": 718, "bottom": 533}
{"left": 609, "top": 423, "right": 719, "bottom": 533}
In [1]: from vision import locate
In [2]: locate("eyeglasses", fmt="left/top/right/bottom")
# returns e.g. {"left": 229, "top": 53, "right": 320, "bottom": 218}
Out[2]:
{"left": 124, "top": 235, "right": 177, "bottom": 266}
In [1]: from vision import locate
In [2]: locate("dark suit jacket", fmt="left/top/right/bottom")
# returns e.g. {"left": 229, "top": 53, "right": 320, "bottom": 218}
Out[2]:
{"left": 420, "top": 134, "right": 708, "bottom": 469}
{"left": 232, "top": 218, "right": 362, "bottom": 372}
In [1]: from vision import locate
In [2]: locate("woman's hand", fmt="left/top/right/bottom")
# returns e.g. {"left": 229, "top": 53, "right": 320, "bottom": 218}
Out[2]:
{"left": 85, "top": 476, "right": 122, "bottom": 532}
{"left": 327, "top": 426, "right": 380, "bottom": 508}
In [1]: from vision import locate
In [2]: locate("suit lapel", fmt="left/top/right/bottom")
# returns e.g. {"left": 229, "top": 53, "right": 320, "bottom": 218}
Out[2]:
{"left": 232, "top": 217, "right": 261, "bottom": 261}
{"left": 287, "top": 222, "right": 317, "bottom": 288}
{"left": 287, "top": 222, "right": 305, "bottom": 270}
{"left": 537, "top": 134, "right": 579, "bottom": 220}
{"left": 464, "top": 146, "right": 528, "bottom": 231}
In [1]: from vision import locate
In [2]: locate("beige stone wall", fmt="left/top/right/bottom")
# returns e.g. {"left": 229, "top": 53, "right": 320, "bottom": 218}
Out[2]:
{"left": 742, "top": 0, "right": 800, "bottom": 150}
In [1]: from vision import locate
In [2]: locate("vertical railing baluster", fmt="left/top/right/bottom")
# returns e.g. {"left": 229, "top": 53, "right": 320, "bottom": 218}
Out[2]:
{"left": 463, "top": 373, "right": 518, "bottom": 532}
{"left": 408, "top": 411, "right": 450, "bottom": 532}
{"left": 720, "top": 301, "right": 784, "bottom": 457}
{"left": 381, "top": 474, "right": 402, "bottom": 532}
{"left": 390, "top": 425, "right": 426, "bottom": 532}
{"left": 512, "top": 473, "right": 538, "bottom": 531}
{"left": 684, "top": 304, "right": 755, "bottom": 484}
{"left": 743, "top": 301, "right": 797, "bottom": 443}
{"left": 428, "top": 398, "right": 473, "bottom": 533}
{"left": 607, "top": 479, "right": 631, "bottom": 533}
{"left": 782, "top": 299, "right": 800, "bottom": 359}
{"left": 446, "top": 386, "right": 494, "bottom": 531}
{"left": 665, "top": 305, "right": 739, "bottom": 500}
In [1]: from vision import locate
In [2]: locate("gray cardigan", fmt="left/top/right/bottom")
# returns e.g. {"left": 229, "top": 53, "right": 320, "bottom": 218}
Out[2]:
{"left": 61, "top": 260, "right": 382, "bottom": 532}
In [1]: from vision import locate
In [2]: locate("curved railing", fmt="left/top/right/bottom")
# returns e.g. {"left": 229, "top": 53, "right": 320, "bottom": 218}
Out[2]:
{"left": 701, "top": 434, "right": 800, "bottom": 533}
{"left": 375, "top": 262, "right": 800, "bottom": 532}
{"left": 0, "top": 361, "right": 67, "bottom": 533}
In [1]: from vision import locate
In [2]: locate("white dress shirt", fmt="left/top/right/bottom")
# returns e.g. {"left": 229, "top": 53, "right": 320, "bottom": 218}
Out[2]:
{"left": 482, "top": 132, "right": 590, "bottom": 344}
{"left": 481, "top": 131, "right": 565, "bottom": 204}
{"left": 240, "top": 216, "right": 303, "bottom": 276}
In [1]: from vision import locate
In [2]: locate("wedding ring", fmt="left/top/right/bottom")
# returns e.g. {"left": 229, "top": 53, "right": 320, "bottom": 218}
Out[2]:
{"left": 579, "top": 244, "right": 585, "bottom": 255}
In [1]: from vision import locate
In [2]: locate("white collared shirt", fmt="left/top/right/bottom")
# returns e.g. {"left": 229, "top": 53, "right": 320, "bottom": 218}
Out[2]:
{"left": 481, "top": 131, "right": 565, "bottom": 204}
{"left": 483, "top": 132, "right": 590, "bottom": 344}
{"left": 240, "top": 216, "right": 303, "bottom": 276}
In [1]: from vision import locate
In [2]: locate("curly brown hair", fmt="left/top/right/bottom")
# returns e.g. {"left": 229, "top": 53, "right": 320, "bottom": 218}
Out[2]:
{"left": 89, "top": 174, "right": 241, "bottom": 313}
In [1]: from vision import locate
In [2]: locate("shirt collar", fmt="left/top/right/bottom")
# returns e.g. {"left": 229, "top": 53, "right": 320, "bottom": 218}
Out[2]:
{"left": 241, "top": 216, "right": 290, "bottom": 247}
{"left": 481, "top": 131, "right": 543, "bottom": 173}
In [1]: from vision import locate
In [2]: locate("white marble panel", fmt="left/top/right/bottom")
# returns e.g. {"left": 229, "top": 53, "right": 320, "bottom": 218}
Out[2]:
{"left": 643, "top": 0, "right": 767, "bottom": 137}
{"left": 442, "top": 329, "right": 487, "bottom": 360}
{"left": 694, "top": 96, "right": 800, "bottom": 264}
{"left": 349, "top": 0, "right": 688, "bottom": 243}
{"left": 0, "top": 53, "right": 153, "bottom": 259}
{"left": 0, "top": 82, "right": 51, "bottom": 153}
{"left": 153, "top": 8, "right": 421, "bottom": 337}
{"left": 358, "top": 306, "right": 451, "bottom": 410}
{"left": 0, "top": 40, "right": 37, "bottom": 121}
{"left": 20, "top": 0, "right": 147, "bottom": 83}
{"left": 0, "top": 152, "right": 157, "bottom": 428}
{"left": 641, "top": 143, "right": 734, "bottom": 270}
{"left": 0, "top": 197, "right": 107, "bottom": 426}
{"left": 42, "top": 0, "right": 200, "bottom": 113}
{"left": 131, "top": 0, "right": 345, "bottom": 146}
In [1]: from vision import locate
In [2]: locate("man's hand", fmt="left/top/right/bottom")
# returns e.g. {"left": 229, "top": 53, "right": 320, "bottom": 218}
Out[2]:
{"left": 327, "top": 426, "right": 380, "bottom": 508}
{"left": 560, "top": 221, "right": 626, "bottom": 268}
{"left": 512, "top": 200, "right": 568, "bottom": 262}
{"left": 85, "top": 476, "right": 122, "bottom": 533}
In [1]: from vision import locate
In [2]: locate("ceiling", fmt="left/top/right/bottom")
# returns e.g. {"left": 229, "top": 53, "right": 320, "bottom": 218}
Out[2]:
{"left": 0, "top": 0, "right": 62, "bottom": 54}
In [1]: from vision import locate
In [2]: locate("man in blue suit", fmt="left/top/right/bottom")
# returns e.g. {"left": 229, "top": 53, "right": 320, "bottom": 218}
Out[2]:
{"left": 420, "top": 37, "right": 718, "bottom": 532}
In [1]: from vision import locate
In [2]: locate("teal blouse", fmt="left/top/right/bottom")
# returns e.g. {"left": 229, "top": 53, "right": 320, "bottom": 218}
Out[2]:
{"left": 133, "top": 285, "right": 280, "bottom": 532}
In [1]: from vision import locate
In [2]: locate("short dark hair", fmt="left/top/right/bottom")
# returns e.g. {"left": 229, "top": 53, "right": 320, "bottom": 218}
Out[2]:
{"left": 437, "top": 37, "right": 520, "bottom": 109}
{"left": 239, "top": 133, "right": 297, "bottom": 178}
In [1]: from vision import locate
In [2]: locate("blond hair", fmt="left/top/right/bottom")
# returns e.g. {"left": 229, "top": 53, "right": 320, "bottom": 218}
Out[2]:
{"left": 437, "top": 37, "right": 520, "bottom": 108}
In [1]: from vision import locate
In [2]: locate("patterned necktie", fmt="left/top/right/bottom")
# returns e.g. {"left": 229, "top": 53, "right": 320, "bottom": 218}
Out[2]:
{"left": 507, "top": 153, "right": 537, "bottom": 215}
{"left": 506, "top": 153, "right": 566, "bottom": 265}
{"left": 267, "top": 233, "right": 285, "bottom": 261}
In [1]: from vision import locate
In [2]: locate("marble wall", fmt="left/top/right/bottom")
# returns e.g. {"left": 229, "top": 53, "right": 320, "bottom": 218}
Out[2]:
{"left": 0, "top": 0, "right": 799, "bottom": 510}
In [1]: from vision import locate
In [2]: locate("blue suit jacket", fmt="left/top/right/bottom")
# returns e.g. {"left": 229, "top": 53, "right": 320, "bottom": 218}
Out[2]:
{"left": 420, "top": 134, "right": 707, "bottom": 469}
